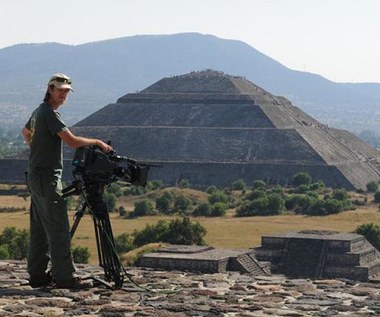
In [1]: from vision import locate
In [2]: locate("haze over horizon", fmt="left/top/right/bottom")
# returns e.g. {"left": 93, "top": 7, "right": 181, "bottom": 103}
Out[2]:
{"left": 1, "top": 0, "right": 379, "bottom": 84}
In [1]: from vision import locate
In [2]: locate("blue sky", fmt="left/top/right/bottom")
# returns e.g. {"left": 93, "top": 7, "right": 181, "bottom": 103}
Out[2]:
{"left": 1, "top": 0, "right": 379, "bottom": 83}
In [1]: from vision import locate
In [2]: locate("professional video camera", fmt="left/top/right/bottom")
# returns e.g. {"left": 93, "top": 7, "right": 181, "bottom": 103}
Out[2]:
{"left": 62, "top": 145, "right": 153, "bottom": 289}
{"left": 71, "top": 145, "right": 149, "bottom": 186}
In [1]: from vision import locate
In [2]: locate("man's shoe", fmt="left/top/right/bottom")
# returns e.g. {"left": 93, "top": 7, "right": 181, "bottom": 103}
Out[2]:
{"left": 54, "top": 276, "right": 91, "bottom": 289}
{"left": 29, "top": 274, "right": 52, "bottom": 288}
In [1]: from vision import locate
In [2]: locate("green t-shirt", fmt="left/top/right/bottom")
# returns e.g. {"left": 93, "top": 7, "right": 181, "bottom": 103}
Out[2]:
{"left": 25, "top": 102, "right": 68, "bottom": 176}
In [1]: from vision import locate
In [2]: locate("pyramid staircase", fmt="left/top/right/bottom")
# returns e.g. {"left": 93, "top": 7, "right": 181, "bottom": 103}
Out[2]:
{"left": 229, "top": 251, "right": 271, "bottom": 276}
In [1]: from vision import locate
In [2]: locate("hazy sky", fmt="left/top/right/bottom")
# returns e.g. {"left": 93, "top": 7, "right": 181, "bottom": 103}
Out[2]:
{"left": 1, "top": 0, "right": 379, "bottom": 83}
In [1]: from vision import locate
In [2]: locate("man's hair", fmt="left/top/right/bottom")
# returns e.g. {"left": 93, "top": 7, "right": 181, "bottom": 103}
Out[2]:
{"left": 43, "top": 85, "right": 54, "bottom": 102}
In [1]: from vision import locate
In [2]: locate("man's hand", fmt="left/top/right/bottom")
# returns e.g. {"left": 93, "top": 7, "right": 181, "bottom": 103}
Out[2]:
{"left": 96, "top": 140, "right": 113, "bottom": 153}
{"left": 58, "top": 129, "right": 113, "bottom": 152}
{"left": 22, "top": 127, "right": 32, "bottom": 147}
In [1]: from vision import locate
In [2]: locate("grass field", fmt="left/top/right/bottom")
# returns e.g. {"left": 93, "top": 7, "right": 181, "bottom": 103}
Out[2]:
{"left": 1, "top": 191, "right": 380, "bottom": 264}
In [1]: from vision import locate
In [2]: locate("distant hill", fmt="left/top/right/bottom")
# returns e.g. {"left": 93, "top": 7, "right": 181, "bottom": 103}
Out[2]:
{"left": 0, "top": 33, "right": 379, "bottom": 132}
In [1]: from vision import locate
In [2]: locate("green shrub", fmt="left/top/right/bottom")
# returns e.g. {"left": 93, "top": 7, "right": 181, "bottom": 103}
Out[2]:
{"left": 0, "top": 227, "right": 29, "bottom": 260}
{"left": 355, "top": 223, "right": 380, "bottom": 250}
{"left": 232, "top": 179, "right": 246, "bottom": 190}
{"left": 177, "top": 179, "right": 190, "bottom": 189}
{"left": 114, "top": 233, "right": 135, "bottom": 254}
{"left": 285, "top": 194, "right": 315, "bottom": 214}
{"left": 118, "top": 206, "right": 127, "bottom": 217}
{"left": 332, "top": 189, "right": 349, "bottom": 201}
{"left": 367, "top": 181, "right": 379, "bottom": 193}
{"left": 252, "top": 180, "right": 266, "bottom": 190}
{"left": 210, "top": 202, "right": 227, "bottom": 217}
{"left": 292, "top": 172, "right": 312, "bottom": 187}
{"left": 146, "top": 180, "right": 164, "bottom": 191}
{"left": 208, "top": 191, "right": 229, "bottom": 204}
{"left": 206, "top": 186, "right": 218, "bottom": 194}
{"left": 0, "top": 245, "right": 10, "bottom": 260}
{"left": 125, "top": 185, "right": 147, "bottom": 196}
{"left": 131, "top": 199, "right": 155, "bottom": 217}
{"left": 266, "top": 193, "right": 286, "bottom": 214}
{"left": 374, "top": 191, "right": 380, "bottom": 203}
{"left": 107, "top": 183, "right": 123, "bottom": 197}
{"left": 133, "top": 217, "right": 207, "bottom": 246}
{"left": 174, "top": 195, "right": 193, "bottom": 214}
{"left": 72, "top": 246, "right": 90, "bottom": 264}
{"left": 103, "top": 191, "right": 117, "bottom": 212}
{"left": 155, "top": 191, "right": 174, "bottom": 214}
{"left": 296, "top": 184, "right": 310, "bottom": 193}
{"left": 193, "top": 202, "right": 212, "bottom": 217}
{"left": 245, "top": 190, "right": 266, "bottom": 201}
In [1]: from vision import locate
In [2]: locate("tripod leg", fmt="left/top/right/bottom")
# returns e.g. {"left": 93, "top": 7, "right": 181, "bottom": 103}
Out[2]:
{"left": 86, "top": 184, "right": 124, "bottom": 289}
{"left": 70, "top": 203, "right": 87, "bottom": 238}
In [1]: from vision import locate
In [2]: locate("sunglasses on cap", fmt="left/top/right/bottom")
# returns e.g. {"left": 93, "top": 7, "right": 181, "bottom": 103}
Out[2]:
{"left": 52, "top": 77, "right": 72, "bottom": 84}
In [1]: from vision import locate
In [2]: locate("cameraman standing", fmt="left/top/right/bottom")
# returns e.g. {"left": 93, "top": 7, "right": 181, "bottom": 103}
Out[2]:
{"left": 21, "top": 73, "right": 112, "bottom": 289}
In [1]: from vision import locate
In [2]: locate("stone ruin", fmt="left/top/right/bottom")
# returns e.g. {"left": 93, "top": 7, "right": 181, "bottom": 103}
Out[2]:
{"left": 138, "top": 230, "right": 380, "bottom": 282}
{"left": 255, "top": 230, "right": 380, "bottom": 281}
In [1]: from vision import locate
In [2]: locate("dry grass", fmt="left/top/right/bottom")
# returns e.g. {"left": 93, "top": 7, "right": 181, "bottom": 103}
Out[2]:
{"left": 1, "top": 190, "right": 380, "bottom": 264}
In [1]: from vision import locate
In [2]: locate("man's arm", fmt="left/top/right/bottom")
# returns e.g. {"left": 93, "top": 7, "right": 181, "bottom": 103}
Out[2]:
{"left": 57, "top": 129, "right": 113, "bottom": 153}
{"left": 22, "top": 127, "right": 32, "bottom": 147}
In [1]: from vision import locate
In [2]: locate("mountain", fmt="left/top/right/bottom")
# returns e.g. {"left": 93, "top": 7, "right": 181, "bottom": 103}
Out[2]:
{"left": 0, "top": 33, "right": 379, "bottom": 132}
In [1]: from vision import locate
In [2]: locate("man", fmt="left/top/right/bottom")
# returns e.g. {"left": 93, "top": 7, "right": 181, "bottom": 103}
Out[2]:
{"left": 22, "top": 73, "right": 112, "bottom": 288}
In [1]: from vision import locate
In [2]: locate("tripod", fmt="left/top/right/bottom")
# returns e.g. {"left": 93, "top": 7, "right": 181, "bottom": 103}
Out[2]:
{"left": 63, "top": 179, "right": 124, "bottom": 289}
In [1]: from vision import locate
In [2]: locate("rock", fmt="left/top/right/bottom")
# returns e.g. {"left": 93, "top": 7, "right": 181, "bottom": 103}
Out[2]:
{"left": 0, "top": 261, "right": 377, "bottom": 316}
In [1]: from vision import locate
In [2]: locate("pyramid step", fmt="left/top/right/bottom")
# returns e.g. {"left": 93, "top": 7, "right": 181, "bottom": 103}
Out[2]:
{"left": 325, "top": 259, "right": 380, "bottom": 281}
{"left": 327, "top": 246, "right": 378, "bottom": 266}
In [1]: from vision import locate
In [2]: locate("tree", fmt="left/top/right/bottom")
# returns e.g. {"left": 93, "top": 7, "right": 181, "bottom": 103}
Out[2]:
{"left": 193, "top": 202, "right": 212, "bottom": 217}
{"left": 252, "top": 180, "right": 266, "bottom": 190}
{"left": 177, "top": 179, "right": 190, "bottom": 189}
{"left": 133, "top": 217, "right": 207, "bottom": 246}
{"left": 332, "top": 188, "right": 349, "bottom": 201}
{"left": 367, "top": 181, "right": 379, "bottom": 193}
{"left": 210, "top": 202, "right": 227, "bottom": 217}
{"left": 292, "top": 172, "right": 312, "bottom": 187}
{"left": 107, "top": 183, "right": 123, "bottom": 197}
{"left": 208, "top": 190, "right": 229, "bottom": 204}
{"left": 266, "top": 193, "right": 285, "bottom": 214}
{"left": 155, "top": 191, "right": 174, "bottom": 214}
{"left": 131, "top": 199, "right": 155, "bottom": 217}
{"left": 355, "top": 223, "right": 380, "bottom": 250}
{"left": 374, "top": 191, "right": 380, "bottom": 203}
{"left": 103, "top": 191, "right": 117, "bottom": 212}
{"left": 164, "top": 217, "right": 207, "bottom": 245}
{"left": 232, "top": 179, "right": 246, "bottom": 190}
{"left": 174, "top": 195, "right": 193, "bottom": 214}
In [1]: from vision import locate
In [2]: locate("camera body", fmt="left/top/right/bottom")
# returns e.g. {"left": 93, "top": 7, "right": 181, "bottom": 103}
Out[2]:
{"left": 72, "top": 146, "right": 149, "bottom": 186}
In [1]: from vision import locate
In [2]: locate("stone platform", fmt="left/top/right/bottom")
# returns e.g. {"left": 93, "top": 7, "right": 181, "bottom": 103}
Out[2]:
{"left": 137, "top": 245, "right": 270, "bottom": 276}
{"left": 255, "top": 230, "right": 380, "bottom": 281}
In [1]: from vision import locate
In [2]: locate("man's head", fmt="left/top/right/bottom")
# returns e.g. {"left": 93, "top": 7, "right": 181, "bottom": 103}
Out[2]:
{"left": 44, "top": 73, "right": 73, "bottom": 107}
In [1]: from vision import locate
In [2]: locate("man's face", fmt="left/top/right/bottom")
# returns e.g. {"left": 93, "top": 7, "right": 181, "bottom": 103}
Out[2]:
{"left": 49, "top": 87, "right": 70, "bottom": 107}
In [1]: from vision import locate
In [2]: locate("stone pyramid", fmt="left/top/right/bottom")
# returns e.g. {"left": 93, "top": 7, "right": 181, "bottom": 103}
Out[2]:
{"left": 69, "top": 70, "right": 380, "bottom": 190}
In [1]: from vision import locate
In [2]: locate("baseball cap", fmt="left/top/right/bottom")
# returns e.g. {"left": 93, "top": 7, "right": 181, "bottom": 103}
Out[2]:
{"left": 47, "top": 73, "right": 74, "bottom": 91}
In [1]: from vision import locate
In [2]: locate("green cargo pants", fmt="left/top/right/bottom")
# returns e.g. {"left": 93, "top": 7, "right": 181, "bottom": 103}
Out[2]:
{"left": 27, "top": 170, "right": 75, "bottom": 282}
